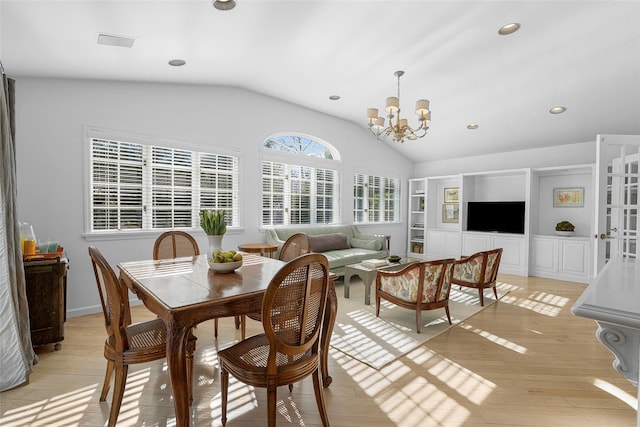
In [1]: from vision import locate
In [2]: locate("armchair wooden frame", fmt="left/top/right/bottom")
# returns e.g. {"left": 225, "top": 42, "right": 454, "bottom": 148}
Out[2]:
{"left": 375, "top": 258, "right": 455, "bottom": 333}
{"left": 451, "top": 248, "right": 503, "bottom": 306}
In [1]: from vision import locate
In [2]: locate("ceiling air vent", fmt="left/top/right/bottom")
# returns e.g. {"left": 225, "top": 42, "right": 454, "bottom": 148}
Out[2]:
{"left": 97, "top": 33, "right": 135, "bottom": 48}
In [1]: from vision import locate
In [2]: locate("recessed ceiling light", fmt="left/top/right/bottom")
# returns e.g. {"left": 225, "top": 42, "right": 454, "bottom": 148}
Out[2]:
{"left": 498, "top": 23, "right": 521, "bottom": 35}
{"left": 467, "top": 124, "right": 479, "bottom": 130}
{"left": 329, "top": 95, "right": 340, "bottom": 101}
{"left": 168, "top": 59, "right": 186, "bottom": 67}
{"left": 213, "top": 0, "right": 236, "bottom": 10}
{"left": 550, "top": 106, "right": 566, "bottom": 114}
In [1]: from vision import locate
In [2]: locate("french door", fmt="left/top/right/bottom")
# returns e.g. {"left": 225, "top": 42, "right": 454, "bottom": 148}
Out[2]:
{"left": 594, "top": 134, "right": 639, "bottom": 274}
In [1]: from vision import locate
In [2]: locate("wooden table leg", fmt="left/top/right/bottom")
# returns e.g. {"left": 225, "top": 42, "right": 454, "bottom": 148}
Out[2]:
{"left": 166, "top": 321, "right": 192, "bottom": 427}
{"left": 321, "top": 280, "right": 337, "bottom": 388}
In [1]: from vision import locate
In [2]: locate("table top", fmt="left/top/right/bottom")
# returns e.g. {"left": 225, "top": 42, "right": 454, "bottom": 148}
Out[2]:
{"left": 572, "top": 258, "right": 640, "bottom": 329}
{"left": 118, "top": 253, "right": 284, "bottom": 310}
{"left": 237, "top": 243, "right": 278, "bottom": 252}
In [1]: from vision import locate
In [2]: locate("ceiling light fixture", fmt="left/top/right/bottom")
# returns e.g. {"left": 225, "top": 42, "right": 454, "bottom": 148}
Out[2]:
{"left": 213, "top": 0, "right": 236, "bottom": 10}
{"left": 366, "top": 70, "right": 431, "bottom": 143}
{"left": 168, "top": 59, "right": 186, "bottom": 67}
{"left": 550, "top": 106, "right": 566, "bottom": 114}
{"left": 467, "top": 124, "right": 479, "bottom": 130}
{"left": 498, "top": 23, "right": 521, "bottom": 35}
{"left": 329, "top": 95, "right": 340, "bottom": 101}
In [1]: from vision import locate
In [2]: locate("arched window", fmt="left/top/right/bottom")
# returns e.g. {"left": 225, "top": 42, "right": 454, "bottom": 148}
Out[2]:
{"left": 262, "top": 134, "right": 341, "bottom": 226}
{"left": 263, "top": 134, "right": 339, "bottom": 160}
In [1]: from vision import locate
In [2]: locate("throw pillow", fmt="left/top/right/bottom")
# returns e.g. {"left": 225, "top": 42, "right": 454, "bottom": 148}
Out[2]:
{"left": 309, "top": 233, "right": 350, "bottom": 252}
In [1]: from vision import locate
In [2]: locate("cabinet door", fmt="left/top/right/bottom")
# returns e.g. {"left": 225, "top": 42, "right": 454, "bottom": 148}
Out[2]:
{"left": 531, "top": 237, "right": 558, "bottom": 274}
{"left": 559, "top": 239, "right": 590, "bottom": 279}
{"left": 493, "top": 235, "right": 526, "bottom": 275}
{"left": 24, "top": 260, "right": 66, "bottom": 347}
{"left": 461, "top": 233, "right": 491, "bottom": 255}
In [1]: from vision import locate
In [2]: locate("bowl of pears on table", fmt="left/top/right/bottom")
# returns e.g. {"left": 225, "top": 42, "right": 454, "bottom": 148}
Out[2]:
{"left": 209, "top": 249, "right": 243, "bottom": 273}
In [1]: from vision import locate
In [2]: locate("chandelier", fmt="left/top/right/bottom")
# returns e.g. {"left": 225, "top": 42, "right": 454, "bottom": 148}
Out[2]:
{"left": 366, "top": 70, "right": 431, "bottom": 143}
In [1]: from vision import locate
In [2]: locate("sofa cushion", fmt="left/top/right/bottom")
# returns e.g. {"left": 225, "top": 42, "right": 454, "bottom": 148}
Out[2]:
{"left": 350, "top": 237, "right": 382, "bottom": 251}
{"left": 309, "top": 233, "right": 350, "bottom": 252}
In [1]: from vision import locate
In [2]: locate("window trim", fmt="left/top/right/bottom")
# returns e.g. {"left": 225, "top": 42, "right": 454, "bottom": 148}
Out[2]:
{"left": 261, "top": 132, "right": 342, "bottom": 227}
{"left": 83, "top": 126, "right": 244, "bottom": 239}
{"left": 353, "top": 171, "right": 402, "bottom": 224}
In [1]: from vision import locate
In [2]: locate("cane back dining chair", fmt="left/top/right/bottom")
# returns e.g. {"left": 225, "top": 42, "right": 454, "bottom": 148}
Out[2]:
{"left": 244, "top": 233, "right": 311, "bottom": 324}
{"left": 153, "top": 230, "right": 200, "bottom": 260}
{"left": 88, "top": 246, "right": 196, "bottom": 427}
{"left": 375, "top": 258, "right": 455, "bottom": 333}
{"left": 451, "top": 248, "right": 503, "bottom": 306}
{"left": 152, "top": 230, "right": 244, "bottom": 340}
{"left": 218, "top": 253, "right": 331, "bottom": 427}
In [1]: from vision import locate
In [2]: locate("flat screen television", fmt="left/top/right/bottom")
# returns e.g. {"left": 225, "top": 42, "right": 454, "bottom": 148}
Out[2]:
{"left": 466, "top": 201, "right": 526, "bottom": 234}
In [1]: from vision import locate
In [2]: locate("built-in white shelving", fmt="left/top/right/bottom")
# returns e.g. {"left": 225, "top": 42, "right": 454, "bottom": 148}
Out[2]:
{"left": 407, "top": 164, "right": 595, "bottom": 282}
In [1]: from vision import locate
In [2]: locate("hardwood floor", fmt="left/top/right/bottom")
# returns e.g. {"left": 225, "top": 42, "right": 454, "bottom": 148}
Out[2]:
{"left": 0, "top": 274, "right": 637, "bottom": 426}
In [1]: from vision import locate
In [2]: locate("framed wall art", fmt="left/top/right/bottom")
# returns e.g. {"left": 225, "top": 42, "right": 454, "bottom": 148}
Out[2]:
{"left": 444, "top": 187, "right": 459, "bottom": 203}
{"left": 553, "top": 187, "right": 584, "bottom": 207}
{"left": 442, "top": 203, "right": 460, "bottom": 223}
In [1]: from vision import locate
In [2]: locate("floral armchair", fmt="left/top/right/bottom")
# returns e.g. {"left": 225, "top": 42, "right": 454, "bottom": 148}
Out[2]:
{"left": 451, "top": 248, "right": 503, "bottom": 306}
{"left": 375, "top": 258, "right": 455, "bottom": 333}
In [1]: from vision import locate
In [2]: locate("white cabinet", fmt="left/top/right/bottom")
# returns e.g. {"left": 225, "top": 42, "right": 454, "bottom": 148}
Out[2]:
{"left": 530, "top": 235, "right": 591, "bottom": 283}
{"left": 461, "top": 232, "right": 527, "bottom": 276}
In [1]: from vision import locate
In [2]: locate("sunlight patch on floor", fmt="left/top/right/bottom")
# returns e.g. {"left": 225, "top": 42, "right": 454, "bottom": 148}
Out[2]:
{"left": 507, "top": 290, "right": 570, "bottom": 317}
{"left": 0, "top": 384, "right": 96, "bottom": 426}
{"left": 335, "top": 345, "right": 493, "bottom": 427}
{"left": 458, "top": 323, "right": 528, "bottom": 354}
{"left": 593, "top": 378, "right": 638, "bottom": 410}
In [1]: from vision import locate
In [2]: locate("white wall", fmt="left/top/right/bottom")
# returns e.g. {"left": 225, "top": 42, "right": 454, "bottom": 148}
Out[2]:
{"left": 414, "top": 141, "right": 596, "bottom": 177}
{"left": 14, "top": 77, "right": 413, "bottom": 317}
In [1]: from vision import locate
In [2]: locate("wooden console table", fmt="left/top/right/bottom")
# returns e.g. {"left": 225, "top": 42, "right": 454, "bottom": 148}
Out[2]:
{"left": 23, "top": 257, "right": 68, "bottom": 350}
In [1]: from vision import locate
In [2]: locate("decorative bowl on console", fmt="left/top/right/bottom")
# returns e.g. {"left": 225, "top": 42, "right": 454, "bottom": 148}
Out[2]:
{"left": 388, "top": 255, "right": 401, "bottom": 263}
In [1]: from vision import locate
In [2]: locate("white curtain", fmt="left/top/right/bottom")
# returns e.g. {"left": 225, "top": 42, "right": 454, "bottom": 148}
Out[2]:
{"left": 0, "top": 67, "right": 35, "bottom": 391}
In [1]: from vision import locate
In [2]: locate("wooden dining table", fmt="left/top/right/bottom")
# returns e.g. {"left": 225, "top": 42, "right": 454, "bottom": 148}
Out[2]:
{"left": 118, "top": 253, "right": 337, "bottom": 427}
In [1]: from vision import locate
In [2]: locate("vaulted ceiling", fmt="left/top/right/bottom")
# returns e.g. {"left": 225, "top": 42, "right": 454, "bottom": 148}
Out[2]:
{"left": 2, "top": 0, "right": 639, "bottom": 162}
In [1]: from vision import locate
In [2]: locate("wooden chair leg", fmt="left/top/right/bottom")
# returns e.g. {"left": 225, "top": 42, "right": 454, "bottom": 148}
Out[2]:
{"left": 312, "top": 368, "right": 330, "bottom": 427}
{"left": 492, "top": 285, "right": 498, "bottom": 300}
{"left": 241, "top": 316, "right": 246, "bottom": 340}
{"left": 444, "top": 305, "right": 452, "bottom": 325}
{"left": 108, "top": 365, "right": 128, "bottom": 427}
{"left": 479, "top": 289, "right": 484, "bottom": 306}
{"left": 221, "top": 367, "right": 229, "bottom": 426}
{"left": 214, "top": 318, "right": 219, "bottom": 338}
{"left": 416, "top": 308, "right": 422, "bottom": 334}
{"left": 100, "top": 360, "right": 114, "bottom": 401}
{"left": 267, "top": 386, "right": 277, "bottom": 427}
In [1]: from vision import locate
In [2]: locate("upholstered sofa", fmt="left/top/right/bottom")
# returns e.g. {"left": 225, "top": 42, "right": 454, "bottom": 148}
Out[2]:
{"left": 265, "top": 225, "right": 388, "bottom": 276}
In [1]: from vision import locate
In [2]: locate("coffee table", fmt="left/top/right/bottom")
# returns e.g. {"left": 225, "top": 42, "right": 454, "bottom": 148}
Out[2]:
{"left": 344, "top": 257, "right": 419, "bottom": 305}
